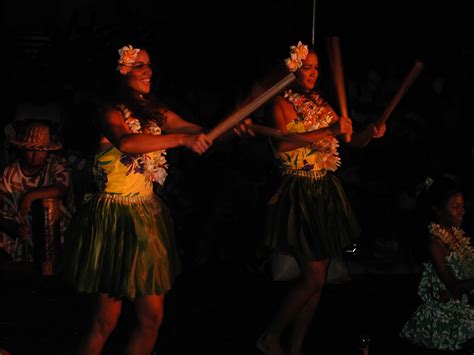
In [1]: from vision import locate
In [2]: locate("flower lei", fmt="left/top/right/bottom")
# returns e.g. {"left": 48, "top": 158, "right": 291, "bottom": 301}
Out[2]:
{"left": 284, "top": 90, "right": 334, "bottom": 130}
{"left": 284, "top": 89, "right": 340, "bottom": 171}
{"left": 117, "top": 44, "right": 141, "bottom": 75}
{"left": 428, "top": 222, "right": 474, "bottom": 260}
{"left": 120, "top": 105, "right": 168, "bottom": 185}
{"left": 285, "top": 41, "right": 309, "bottom": 72}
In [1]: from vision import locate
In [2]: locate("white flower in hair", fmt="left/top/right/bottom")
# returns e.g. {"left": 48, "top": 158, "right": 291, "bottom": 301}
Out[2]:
{"left": 285, "top": 41, "right": 309, "bottom": 72}
{"left": 285, "top": 57, "right": 302, "bottom": 72}
{"left": 291, "top": 41, "right": 309, "bottom": 61}
{"left": 117, "top": 44, "right": 141, "bottom": 75}
{"left": 424, "top": 176, "right": 434, "bottom": 189}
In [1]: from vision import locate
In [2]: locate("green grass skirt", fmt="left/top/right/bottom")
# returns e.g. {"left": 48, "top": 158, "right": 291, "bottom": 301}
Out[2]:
{"left": 264, "top": 172, "right": 360, "bottom": 261}
{"left": 63, "top": 193, "right": 181, "bottom": 299}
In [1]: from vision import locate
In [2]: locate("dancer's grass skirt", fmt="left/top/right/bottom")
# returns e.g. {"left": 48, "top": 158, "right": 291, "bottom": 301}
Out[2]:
{"left": 63, "top": 193, "right": 181, "bottom": 299}
{"left": 265, "top": 173, "right": 360, "bottom": 261}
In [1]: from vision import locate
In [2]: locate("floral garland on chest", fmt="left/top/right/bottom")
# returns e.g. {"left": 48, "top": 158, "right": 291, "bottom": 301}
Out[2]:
{"left": 119, "top": 104, "right": 168, "bottom": 185}
{"left": 428, "top": 222, "right": 474, "bottom": 261}
{"left": 283, "top": 89, "right": 341, "bottom": 172}
{"left": 284, "top": 89, "right": 334, "bottom": 130}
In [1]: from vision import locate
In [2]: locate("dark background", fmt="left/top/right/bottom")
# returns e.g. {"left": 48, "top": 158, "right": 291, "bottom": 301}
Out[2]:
{"left": 2, "top": 1, "right": 474, "bottom": 354}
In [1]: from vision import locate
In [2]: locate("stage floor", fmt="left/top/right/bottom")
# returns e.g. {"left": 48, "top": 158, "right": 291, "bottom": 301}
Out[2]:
{"left": 0, "top": 260, "right": 467, "bottom": 355}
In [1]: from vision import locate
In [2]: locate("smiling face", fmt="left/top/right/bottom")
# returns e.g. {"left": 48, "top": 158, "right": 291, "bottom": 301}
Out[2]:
{"left": 125, "top": 50, "right": 152, "bottom": 96}
{"left": 295, "top": 51, "right": 319, "bottom": 91}
{"left": 436, "top": 192, "right": 465, "bottom": 228}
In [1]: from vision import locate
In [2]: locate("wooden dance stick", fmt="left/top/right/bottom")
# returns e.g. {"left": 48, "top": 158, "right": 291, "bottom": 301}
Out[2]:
{"left": 206, "top": 73, "right": 296, "bottom": 141}
{"left": 327, "top": 36, "right": 351, "bottom": 142}
{"left": 375, "top": 60, "right": 424, "bottom": 130}
{"left": 249, "top": 123, "right": 314, "bottom": 147}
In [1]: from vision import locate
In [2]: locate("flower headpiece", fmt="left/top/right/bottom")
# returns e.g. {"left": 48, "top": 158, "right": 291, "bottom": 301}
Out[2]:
{"left": 116, "top": 44, "right": 141, "bottom": 75}
{"left": 284, "top": 41, "right": 309, "bottom": 72}
{"left": 424, "top": 176, "right": 434, "bottom": 190}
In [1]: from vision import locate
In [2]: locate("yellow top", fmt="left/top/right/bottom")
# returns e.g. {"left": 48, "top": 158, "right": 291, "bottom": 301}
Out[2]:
{"left": 94, "top": 145, "right": 154, "bottom": 196}
{"left": 94, "top": 107, "right": 168, "bottom": 197}
{"left": 274, "top": 90, "right": 341, "bottom": 172}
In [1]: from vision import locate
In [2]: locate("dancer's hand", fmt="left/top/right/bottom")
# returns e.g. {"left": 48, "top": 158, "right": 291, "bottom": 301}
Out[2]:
{"left": 182, "top": 134, "right": 213, "bottom": 155}
{"left": 233, "top": 118, "right": 255, "bottom": 137}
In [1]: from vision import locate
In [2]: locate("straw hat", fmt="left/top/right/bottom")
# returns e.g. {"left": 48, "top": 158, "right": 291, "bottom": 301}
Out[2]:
{"left": 10, "top": 122, "right": 62, "bottom": 151}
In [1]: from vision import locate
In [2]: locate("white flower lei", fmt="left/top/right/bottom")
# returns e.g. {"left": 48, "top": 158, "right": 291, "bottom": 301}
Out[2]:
{"left": 428, "top": 222, "right": 474, "bottom": 260}
{"left": 120, "top": 105, "right": 168, "bottom": 185}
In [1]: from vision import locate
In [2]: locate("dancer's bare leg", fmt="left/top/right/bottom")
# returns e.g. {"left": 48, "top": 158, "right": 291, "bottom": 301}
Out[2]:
{"left": 258, "top": 259, "right": 329, "bottom": 354}
{"left": 78, "top": 293, "right": 122, "bottom": 355}
{"left": 125, "top": 294, "right": 165, "bottom": 355}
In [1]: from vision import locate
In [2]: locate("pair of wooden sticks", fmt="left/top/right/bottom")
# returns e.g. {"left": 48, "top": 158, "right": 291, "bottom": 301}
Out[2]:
{"left": 206, "top": 37, "right": 423, "bottom": 147}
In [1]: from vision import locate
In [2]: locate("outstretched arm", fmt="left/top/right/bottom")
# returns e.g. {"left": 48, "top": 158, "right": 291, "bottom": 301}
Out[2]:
{"left": 101, "top": 107, "right": 212, "bottom": 155}
{"left": 162, "top": 109, "right": 254, "bottom": 144}
{"left": 161, "top": 110, "right": 204, "bottom": 134}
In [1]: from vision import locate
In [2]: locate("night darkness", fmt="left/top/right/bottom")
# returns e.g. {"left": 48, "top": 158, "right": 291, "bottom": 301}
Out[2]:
{"left": 2, "top": 1, "right": 474, "bottom": 354}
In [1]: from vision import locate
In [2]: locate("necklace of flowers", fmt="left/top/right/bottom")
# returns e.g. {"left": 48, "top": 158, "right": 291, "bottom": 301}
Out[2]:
{"left": 428, "top": 222, "right": 474, "bottom": 260}
{"left": 119, "top": 104, "right": 168, "bottom": 185}
{"left": 284, "top": 89, "right": 340, "bottom": 171}
{"left": 284, "top": 90, "right": 334, "bottom": 130}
